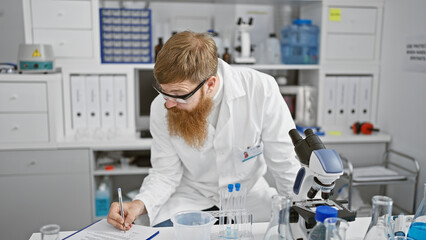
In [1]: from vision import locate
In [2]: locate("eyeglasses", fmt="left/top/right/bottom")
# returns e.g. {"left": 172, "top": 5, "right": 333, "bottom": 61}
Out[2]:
{"left": 152, "top": 76, "right": 210, "bottom": 104}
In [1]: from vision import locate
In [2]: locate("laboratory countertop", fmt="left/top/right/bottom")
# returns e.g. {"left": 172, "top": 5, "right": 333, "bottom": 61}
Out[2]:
{"left": 0, "top": 132, "right": 390, "bottom": 151}
{"left": 29, "top": 217, "right": 370, "bottom": 240}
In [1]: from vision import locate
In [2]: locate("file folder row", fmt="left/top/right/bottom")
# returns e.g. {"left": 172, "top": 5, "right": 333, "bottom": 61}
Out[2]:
{"left": 323, "top": 75, "right": 372, "bottom": 126}
{"left": 70, "top": 75, "right": 128, "bottom": 129}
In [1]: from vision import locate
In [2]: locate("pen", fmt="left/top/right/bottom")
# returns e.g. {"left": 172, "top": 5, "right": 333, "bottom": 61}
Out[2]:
{"left": 118, "top": 188, "right": 126, "bottom": 233}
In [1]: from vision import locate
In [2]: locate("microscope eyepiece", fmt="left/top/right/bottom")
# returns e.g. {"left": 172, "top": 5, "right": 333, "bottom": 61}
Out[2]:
{"left": 289, "top": 129, "right": 303, "bottom": 146}
{"left": 304, "top": 129, "right": 325, "bottom": 150}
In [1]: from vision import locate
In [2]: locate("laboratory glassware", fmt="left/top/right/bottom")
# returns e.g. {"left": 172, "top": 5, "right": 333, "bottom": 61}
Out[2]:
{"left": 324, "top": 217, "right": 349, "bottom": 240}
{"left": 308, "top": 205, "right": 338, "bottom": 240}
{"left": 171, "top": 210, "right": 217, "bottom": 240}
{"left": 40, "top": 224, "right": 60, "bottom": 240}
{"left": 264, "top": 195, "right": 294, "bottom": 240}
{"left": 407, "top": 183, "right": 426, "bottom": 240}
{"left": 364, "top": 195, "right": 395, "bottom": 240}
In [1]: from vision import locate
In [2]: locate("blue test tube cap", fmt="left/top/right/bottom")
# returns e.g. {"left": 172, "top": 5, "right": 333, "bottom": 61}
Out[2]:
{"left": 235, "top": 183, "right": 241, "bottom": 191}
{"left": 228, "top": 184, "right": 234, "bottom": 192}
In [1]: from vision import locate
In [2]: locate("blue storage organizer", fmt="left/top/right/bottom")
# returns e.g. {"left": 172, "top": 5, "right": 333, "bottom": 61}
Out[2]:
{"left": 100, "top": 8, "right": 152, "bottom": 63}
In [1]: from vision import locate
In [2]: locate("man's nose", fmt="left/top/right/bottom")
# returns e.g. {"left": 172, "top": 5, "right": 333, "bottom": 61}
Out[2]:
{"left": 165, "top": 99, "right": 177, "bottom": 109}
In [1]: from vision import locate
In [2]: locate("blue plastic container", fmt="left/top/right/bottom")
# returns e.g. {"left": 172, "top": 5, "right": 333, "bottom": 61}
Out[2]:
{"left": 281, "top": 19, "right": 319, "bottom": 64}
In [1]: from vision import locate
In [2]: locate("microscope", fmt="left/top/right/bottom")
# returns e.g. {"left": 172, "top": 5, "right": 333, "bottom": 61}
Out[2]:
{"left": 234, "top": 17, "right": 256, "bottom": 64}
{"left": 288, "top": 129, "right": 356, "bottom": 239}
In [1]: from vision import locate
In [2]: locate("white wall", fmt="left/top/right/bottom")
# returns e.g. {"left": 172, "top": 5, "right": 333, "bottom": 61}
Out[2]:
{"left": 0, "top": 0, "right": 25, "bottom": 63}
{"left": 378, "top": 0, "right": 426, "bottom": 209}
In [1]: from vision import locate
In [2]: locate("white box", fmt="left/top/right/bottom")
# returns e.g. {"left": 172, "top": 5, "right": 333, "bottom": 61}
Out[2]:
{"left": 70, "top": 75, "right": 87, "bottom": 129}
{"left": 99, "top": 75, "right": 115, "bottom": 128}
{"left": 113, "top": 75, "right": 127, "bottom": 128}
{"left": 85, "top": 75, "right": 101, "bottom": 128}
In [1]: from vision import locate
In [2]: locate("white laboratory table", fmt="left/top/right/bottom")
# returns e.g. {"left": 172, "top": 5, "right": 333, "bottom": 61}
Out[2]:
{"left": 29, "top": 217, "right": 370, "bottom": 240}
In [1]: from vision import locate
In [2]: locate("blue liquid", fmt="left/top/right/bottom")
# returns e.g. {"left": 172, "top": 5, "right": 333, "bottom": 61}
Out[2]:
{"left": 407, "top": 222, "right": 426, "bottom": 240}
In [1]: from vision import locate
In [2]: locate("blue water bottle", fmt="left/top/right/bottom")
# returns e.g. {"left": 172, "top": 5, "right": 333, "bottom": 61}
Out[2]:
{"left": 281, "top": 19, "right": 319, "bottom": 64}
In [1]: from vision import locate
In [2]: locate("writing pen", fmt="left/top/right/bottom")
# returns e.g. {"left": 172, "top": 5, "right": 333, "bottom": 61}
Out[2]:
{"left": 118, "top": 188, "right": 126, "bottom": 233}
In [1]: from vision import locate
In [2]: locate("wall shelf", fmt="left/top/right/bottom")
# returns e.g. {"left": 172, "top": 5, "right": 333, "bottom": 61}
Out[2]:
{"left": 93, "top": 167, "right": 150, "bottom": 176}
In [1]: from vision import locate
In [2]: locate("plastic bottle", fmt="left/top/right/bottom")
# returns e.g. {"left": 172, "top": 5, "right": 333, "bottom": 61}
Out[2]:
{"left": 266, "top": 33, "right": 281, "bottom": 64}
{"left": 264, "top": 195, "right": 294, "bottom": 240}
{"left": 364, "top": 195, "right": 395, "bottom": 240}
{"left": 407, "top": 183, "right": 426, "bottom": 240}
{"left": 95, "top": 178, "right": 111, "bottom": 217}
{"left": 281, "top": 19, "right": 319, "bottom": 64}
{"left": 308, "top": 205, "right": 338, "bottom": 240}
{"left": 154, "top": 37, "right": 163, "bottom": 62}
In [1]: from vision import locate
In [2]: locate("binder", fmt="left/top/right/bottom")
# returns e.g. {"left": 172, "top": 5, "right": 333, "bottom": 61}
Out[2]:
{"left": 335, "top": 76, "right": 348, "bottom": 125}
{"left": 358, "top": 76, "right": 372, "bottom": 122}
{"left": 323, "top": 76, "right": 337, "bottom": 125}
{"left": 70, "top": 75, "right": 87, "bottom": 129}
{"left": 113, "top": 75, "right": 127, "bottom": 128}
{"left": 99, "top": 75, "right": 115, "bottom": 128}
{"left": 85, "top": 75, "right": 101, "bottom": 128}
{"left": 346, "top": 76, "right": 359, "bottom": 125}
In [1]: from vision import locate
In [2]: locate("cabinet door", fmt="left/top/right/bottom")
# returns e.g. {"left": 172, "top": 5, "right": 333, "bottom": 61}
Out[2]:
{"left": 31, "top": 0, "right": 92, "bottom": 29}
{"left": 0, "top": 149, "right": 92, "bottom": 240}
{"left": 33, "top": 29, "right": 93, "bottom": 58}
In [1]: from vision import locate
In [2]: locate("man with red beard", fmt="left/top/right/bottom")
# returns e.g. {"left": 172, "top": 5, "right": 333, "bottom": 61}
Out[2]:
{"left": 107, "top": 31, "right": 300, "bottom": 230}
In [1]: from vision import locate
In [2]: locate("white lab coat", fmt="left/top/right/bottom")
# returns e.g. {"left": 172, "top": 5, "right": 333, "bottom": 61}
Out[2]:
{"left": 134, "top": 59, "right": 300, "bottom": 226}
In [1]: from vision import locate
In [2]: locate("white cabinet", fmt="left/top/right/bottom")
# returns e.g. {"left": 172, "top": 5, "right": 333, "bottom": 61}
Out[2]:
{"left": 0, "top": 149, "right": 92, "bottom": 240}
{"left": 31, "top": 0, "right": 92, "bottom": 29}
{"left": 0, "top": 74, "right": 63, "bottom": 144}
{"left": 24, "top": 0, "right": 94, "bottom": 59}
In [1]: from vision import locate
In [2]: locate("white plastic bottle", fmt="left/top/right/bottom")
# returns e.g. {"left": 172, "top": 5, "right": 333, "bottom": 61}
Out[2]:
{"left": 308, "top": 205, "right": 338, "bottom": 240}
{"left": 265, "top": 33, "right": 281, "bottom": 64}
{"left": 95, "top": 177, "right": 111, "bottom": 217}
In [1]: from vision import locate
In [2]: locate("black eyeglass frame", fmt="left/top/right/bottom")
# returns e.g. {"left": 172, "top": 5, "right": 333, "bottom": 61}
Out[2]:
{"left": 152, "top": 76, "right": 211, "bottom": 101}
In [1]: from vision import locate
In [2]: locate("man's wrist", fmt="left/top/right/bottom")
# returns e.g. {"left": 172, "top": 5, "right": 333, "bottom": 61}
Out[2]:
{"left": 132, "top": 199, "right": 146, "bottom": 215}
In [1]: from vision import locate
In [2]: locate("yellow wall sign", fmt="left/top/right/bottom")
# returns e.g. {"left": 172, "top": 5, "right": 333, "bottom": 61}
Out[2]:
{"left": 32, "top": 49, "right": 41, "bottom": 57}
{"left": 329, "top": 8, "right": 341, "bottom": 22}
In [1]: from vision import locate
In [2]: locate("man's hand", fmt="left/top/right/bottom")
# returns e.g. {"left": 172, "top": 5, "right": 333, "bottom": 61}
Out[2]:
{"left": 107, "top": 200, "right": 146, "bottom": 230}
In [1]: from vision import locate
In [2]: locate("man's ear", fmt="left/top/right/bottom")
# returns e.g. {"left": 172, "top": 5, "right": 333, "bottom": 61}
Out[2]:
{"left": 206, "top": 76, "right": 217, "bottom": 93}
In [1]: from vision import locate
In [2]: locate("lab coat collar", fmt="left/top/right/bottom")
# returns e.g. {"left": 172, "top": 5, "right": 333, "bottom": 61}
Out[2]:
{"left": 218, "top": 59, "right": 246, "bottom": 102}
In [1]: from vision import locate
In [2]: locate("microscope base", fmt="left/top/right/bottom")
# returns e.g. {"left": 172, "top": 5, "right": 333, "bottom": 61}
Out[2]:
{"left": 234, "top": 57, "right": 256, "bottom": 64}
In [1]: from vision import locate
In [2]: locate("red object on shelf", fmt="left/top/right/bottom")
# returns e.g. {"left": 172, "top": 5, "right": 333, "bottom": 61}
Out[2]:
{"left": 105, "top": 165, "right": 115, "bottom": 171}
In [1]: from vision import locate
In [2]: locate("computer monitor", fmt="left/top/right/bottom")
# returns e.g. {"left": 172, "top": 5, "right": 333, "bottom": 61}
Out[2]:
{"left": 135, "top": 69, "right": 159, "bottom": 137}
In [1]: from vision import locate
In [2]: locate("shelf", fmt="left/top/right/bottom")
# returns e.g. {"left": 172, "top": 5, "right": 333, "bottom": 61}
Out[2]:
{"left": 93, "top": 166, "right": 150, "bottom": 176}
{"left": 133, "top": 64, "right": 320, "bottom": 71}
{"left": 232, "top": 64, "right": 320, "bottom": 70}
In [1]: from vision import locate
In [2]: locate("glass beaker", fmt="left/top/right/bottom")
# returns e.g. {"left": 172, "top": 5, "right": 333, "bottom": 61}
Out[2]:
{"left": 364, "top": 196, "right": 394, "bottom": 240}
{"left": 324, "top": 217, "right": 349, "bottom": 240}
{"left": 391, "top": 237, "right": 414, "bottom": 240}
{"left": 171, "top": 210, "right": 217, "bottom": 240}
{"left": 40, "top": 224, "right": 60, "bottom": 240}
{"left": 263, "top": 195, "right": 294, "bottom": 240}
{"left": 407, "top": 183, "right": 426, "bottom": 240}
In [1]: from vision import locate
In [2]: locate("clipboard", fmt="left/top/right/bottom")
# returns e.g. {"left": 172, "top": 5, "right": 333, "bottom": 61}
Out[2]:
{"left": 62, "top": 219, "right": 159, "bottom": 240}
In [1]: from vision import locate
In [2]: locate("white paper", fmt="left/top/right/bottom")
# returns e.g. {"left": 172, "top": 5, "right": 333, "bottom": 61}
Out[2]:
{"left": 404, "top": 35, "right": 426, "bottom": 73}
{"left": 63, "top": 219, "right": 159, "bottom": 240}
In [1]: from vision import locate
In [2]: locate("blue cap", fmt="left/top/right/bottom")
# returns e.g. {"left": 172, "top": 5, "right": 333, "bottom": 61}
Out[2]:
{"left": 315, "top": 205, "right": 338, "bottom": 223}
{"left": 235, "top": 183, "right": 241, "bottom": 191}
{"left": 228, "top": 184, "right": 234, "bottom": 192}
{"left": 293, "top": 19, "right": 312, "bottom": 25}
